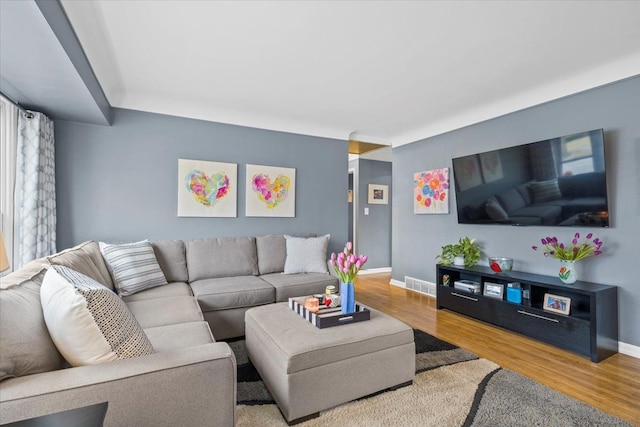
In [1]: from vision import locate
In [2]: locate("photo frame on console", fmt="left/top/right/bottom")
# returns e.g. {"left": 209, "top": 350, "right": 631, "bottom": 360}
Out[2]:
{"left": 483, "top": 282, "right": 504, "bottom": 300}
{"left": 543, "top": 293, "right": 571, "bottom": 315}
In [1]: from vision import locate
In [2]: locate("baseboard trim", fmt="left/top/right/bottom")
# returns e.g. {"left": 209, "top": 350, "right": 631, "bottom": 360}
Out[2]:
{"left": 619, "top": 341, "right": 640, "bottom": 359}
{"left": 358, "top": 267, "right": 392, "bottom": 275}
{"left": 389, "top": 279, "right": 405, "bottom": 288}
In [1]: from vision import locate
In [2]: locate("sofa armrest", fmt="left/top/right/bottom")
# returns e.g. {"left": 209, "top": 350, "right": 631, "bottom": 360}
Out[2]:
{"left": 0, "top": 342, "right": 236, "bottom": 427}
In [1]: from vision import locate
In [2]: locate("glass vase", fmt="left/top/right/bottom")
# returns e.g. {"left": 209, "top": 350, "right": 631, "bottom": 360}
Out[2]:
{"left": 340, "top": 281, "right": 355, "bottom": 314}
{"left": 559, "top": 260, "right": 578, "bottom": 284}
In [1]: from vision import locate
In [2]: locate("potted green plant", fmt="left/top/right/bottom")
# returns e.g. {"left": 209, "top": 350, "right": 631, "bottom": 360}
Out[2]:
{"left": 436, "top": 236, "right": 481, "bottom": 267}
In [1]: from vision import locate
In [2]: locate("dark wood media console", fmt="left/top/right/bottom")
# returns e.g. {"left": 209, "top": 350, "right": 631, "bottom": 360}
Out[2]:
{"left": 436, "top": 264, "right": 618, "bottom": 362}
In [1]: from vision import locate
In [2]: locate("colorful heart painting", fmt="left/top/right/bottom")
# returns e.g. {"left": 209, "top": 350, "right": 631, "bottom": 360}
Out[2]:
{"left": 251, "top": 173, "right": 290, "bottom": 209}
{"left": 185, "top": 170, "right": 230, "bottom": 207}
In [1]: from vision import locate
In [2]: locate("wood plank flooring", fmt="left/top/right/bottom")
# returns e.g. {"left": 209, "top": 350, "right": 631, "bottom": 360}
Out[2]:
{"left": 354, "top": 273, "right": 640, "bottom": 426}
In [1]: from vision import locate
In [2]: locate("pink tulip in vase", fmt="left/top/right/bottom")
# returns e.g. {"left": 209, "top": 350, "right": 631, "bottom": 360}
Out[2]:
{"left": 330, "top": 242, "right": 368, "bottom": 314}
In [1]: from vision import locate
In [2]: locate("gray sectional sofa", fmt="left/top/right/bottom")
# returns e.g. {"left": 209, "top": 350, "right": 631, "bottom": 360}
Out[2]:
{"left": 0, "top": 235, "right": 337, "bottom": 426}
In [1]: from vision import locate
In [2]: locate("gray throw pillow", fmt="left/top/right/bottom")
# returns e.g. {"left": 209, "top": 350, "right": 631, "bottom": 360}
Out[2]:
{"left": 99, "top": 240, "right": 168, "bottom": 296}
{"left": 283, "top": 235, "right": 330, "bottom": 274}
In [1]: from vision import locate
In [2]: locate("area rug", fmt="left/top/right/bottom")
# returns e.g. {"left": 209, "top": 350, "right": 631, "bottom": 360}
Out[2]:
{"left": 229, "top": 330, "right": 630, "bottom": 426}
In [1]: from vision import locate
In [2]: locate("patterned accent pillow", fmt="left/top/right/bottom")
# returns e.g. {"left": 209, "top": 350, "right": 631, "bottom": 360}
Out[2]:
{"left": 529, "top": 179, "right": 562, "bottom": 204}
{"left": 40, "top": 265, "right": 154, "bottom": 367}
{"left": 99, "top": 240, "right": 168, "bottom": 296}
{"left": 283, "top": 235, "right": 330, "bottom": 274}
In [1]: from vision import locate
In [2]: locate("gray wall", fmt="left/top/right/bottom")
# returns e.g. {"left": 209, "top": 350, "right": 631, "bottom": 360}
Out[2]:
{"left": 392, "top": 75, "right": 640, "bottom": 347}
{"left": 55, "top": 108, "right": 348, "bottom": 255}
{"left": 356, "top": 159, "right": 392, "bottom": 268}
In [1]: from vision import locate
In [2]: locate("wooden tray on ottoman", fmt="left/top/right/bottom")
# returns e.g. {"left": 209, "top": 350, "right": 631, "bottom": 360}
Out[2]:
{"left": 288, "top": 296, "right": 370, "bottom": 329}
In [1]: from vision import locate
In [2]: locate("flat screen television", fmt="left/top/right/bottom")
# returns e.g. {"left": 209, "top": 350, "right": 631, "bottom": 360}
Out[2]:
{"left": 452, "top": 129, "right": 609, "bottom": 227}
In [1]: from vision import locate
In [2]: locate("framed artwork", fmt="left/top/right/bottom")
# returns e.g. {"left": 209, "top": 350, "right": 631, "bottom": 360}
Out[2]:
{"left": 543, "top": 293, "right": 571, "bottom": 315}
{"left": 348, "top": 190, "right": 353, "bottom": 203}
{"left": 480, "top": 151, "right": 504, "bottom": 183}
{"left": 368, "top": 184, "right": 388, "bottom": 204}
{"left": 483, "top": 282, "right": 504, "bottom": 300}
{"left": 454, "top": 155, "right": 483, "bottom": 191}
{"left": 246, "top": 164, "right": 296, "bottom": 217}
{"left": 177, "top": 159, "right": 237, "bottom": 217}
{"left": 414, "top": 168, "right": 449, "bottom": 214}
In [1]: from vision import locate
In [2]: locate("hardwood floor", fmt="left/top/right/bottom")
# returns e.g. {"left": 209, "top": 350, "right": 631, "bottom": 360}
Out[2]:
{"left": 354, "top": 273, "right": 640, "bottom": 426}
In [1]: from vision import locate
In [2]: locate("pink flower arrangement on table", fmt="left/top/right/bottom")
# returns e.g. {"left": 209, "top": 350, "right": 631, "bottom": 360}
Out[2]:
{"left": 532, "top": 232, "right": 603, "bottom": 261}
{"left": 330, "top": 242, "right": 368, "bottom": 283}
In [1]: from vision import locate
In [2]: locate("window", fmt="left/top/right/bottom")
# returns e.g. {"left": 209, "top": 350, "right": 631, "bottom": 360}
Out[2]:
{"left": 0, "top": 95, "right": 18, "bottom": 273}
{"left": 560, "top": 132, "right": 595, "bottom": 176}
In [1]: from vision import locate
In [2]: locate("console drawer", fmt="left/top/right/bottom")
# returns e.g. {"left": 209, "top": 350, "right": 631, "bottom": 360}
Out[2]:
{"left": 437, "top": 287, "right": 498, "bottom": 323}
{"left": 499, "top": 305, "right": 590, "bottom": 357}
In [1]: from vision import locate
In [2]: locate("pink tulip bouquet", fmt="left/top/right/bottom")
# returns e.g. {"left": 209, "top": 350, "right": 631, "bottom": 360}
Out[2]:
{"left": 532, "top": 232, "right": 603, "bottom": 261}
{"left": 330, "top": 242, "right": 368, "bottom": 283}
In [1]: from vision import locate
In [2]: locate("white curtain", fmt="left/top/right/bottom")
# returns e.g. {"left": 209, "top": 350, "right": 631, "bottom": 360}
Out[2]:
{"left": 14, "top": 111, "right": 56, "bottom": 267}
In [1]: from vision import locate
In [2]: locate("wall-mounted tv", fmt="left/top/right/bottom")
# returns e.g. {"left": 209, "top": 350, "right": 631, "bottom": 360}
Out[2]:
{"left": 452, "top": 129, "right": 609, "bottom": 227}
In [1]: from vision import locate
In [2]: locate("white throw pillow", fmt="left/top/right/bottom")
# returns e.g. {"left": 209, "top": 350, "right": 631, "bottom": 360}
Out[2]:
{"left": 40, "top": 265, "right": 154, "bottom": 367}
{"left": 99, "top": 240, "right": 167, "bottom": 296}
{"left": 283, "top": 234, "right": 330, "bottom": 274}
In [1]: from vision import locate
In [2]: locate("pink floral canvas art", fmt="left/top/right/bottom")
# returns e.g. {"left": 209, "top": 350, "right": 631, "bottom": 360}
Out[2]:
{"left": 414, "top": 168, "right": 449, "bottom": 214}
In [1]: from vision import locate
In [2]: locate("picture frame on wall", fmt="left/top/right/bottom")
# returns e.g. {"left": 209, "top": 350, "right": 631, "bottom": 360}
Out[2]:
{"left": 177, "top": 159, "right": 237, "bottom": 217}
{"left": 483, "top": 282, "right": 504, "bottom": 300}
{"left": 245, "top": 164, "right": 296, "bottom": 217}
{"left": 543, "top": 293, "right": 571, "bottom": 315}
{"left": 453, "top": 154, "right": 483, "bottom": 191}
{"left": 413, "top": 168, "right": 449, "bottom": 214}
{"left": 368, "top": 184, "right": 388, "bottom": 204}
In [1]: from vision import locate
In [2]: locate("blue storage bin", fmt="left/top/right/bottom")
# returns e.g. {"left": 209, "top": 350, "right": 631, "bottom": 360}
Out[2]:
{"left": 506, "top": 286, "right": 522, "bottom": 304}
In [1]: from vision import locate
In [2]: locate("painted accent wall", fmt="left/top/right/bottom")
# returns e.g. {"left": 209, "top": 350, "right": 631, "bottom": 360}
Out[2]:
{"left": 55, "top": 108, "right": 348, "bottom": 255}
{"left": 392, "top": 75, "right": 640, "bottom": 347}
{"left": 350, "top": 159, "right": 392, "bottom": 269}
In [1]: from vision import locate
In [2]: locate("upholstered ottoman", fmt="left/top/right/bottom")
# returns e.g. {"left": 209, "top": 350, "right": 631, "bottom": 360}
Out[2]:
{"left": 245, "top": 303, "right": 415, "bottom": 425}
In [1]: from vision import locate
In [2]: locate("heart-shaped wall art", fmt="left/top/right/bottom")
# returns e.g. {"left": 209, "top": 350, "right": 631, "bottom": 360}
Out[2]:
{"left": 251, "top": 173, "right": 290, "bottom": 209}
{"left": 185, "top": 170, "right": 230, "bottom": 207}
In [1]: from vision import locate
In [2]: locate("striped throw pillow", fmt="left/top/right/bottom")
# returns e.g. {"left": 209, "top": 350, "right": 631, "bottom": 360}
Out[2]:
{"left": 99, "top": 240, "right": 168, "bottom": 296}
{"left": 41, "top": 265, "right": 154, "bottom": 366}
{"left": 529, "top": 179, "right": 562, "bottom": 204}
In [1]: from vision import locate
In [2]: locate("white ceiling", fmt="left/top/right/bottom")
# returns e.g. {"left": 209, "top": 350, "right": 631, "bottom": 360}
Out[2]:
{"left": 61, "top": 0, "right": 640, "bottom": 147}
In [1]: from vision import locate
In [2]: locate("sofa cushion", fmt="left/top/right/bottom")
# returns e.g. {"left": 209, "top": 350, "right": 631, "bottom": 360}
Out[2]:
{"left": 144, "top": 322, "right": 214, "bottom": 352}
{"left": 516, "top": 183, "right": 533, "bottom": 205}
{"left": 0, "top": 257, "right": 48, "bottom": 290}
{"left": 190, "top": 276, "right": 274, "bottom": 311}
{"left": 0, "top": 278, "right": 64, "bottom": 381}
{"left": 283, "top": 235, "right": 330, "bottom": 274}
{"left": 47, "top": 241, "right": 114, "bottom": 290}
{"left": 485, "top": 198, "right": 508, "bottom": 221}
{"left": 511, "top": 205, "right": 562, "bottom": 225}
{"left": 530, "top": 179, "right": 562, "bottom": 203}
{"left": 256, "top": 234, "right": 287, "bottom": 275}
{"left": 496, "top": 188, "right": 527, "bottom": 214}
{"left": 260, "top": 272, "right": 338, "bottom": 302}
{"left": 186, "top": 237, "right": 258, "bottom": 281}
{"left": 40, "top": 266, "right": 154, "bottom": 367}
{"left": 121, "top": 282, "right": 192, "bottom": 303}
{"left": 151, "top": 240, "right": 188, "bottom": 283}
{"left": 125, "top": 296, "right": 204, "bottom": 329}
{"left": 99, "top": 240, "right": 168, "bottom": 296}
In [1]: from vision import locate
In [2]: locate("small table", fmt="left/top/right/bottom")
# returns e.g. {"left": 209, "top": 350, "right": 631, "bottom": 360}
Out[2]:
{"left": 245, "top": 302, "right": 415, "bottom": 425}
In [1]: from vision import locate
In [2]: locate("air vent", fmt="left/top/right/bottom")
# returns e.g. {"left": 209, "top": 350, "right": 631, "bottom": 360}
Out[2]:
{"left": 404, "top": 276, "right": 436, "bottom": 296}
